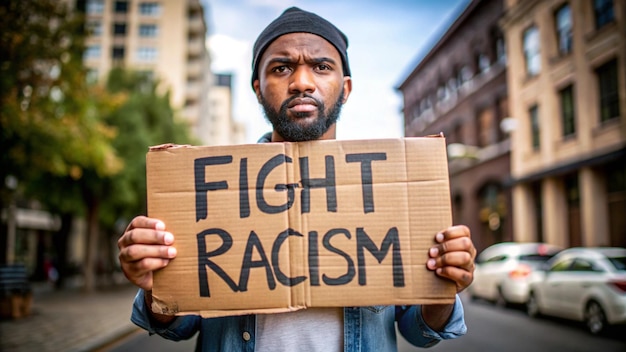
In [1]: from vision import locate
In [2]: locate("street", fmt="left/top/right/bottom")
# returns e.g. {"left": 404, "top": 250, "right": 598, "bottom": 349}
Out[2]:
{"left": 403, "top": 295, "right": 626, "bottom": 352}
{"left": 106, "top": 294, "right": 626, "bottom": 351}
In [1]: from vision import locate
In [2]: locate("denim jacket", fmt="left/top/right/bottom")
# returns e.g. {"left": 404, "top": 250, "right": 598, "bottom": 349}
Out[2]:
{"left": 131, "top": 289, "right": 466, "bottom": 351}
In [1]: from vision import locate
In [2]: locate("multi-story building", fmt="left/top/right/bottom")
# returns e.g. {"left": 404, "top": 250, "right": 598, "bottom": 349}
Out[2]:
{"left": 500, "top": 0, "right": 626, "bottom": 248}
{"left": 80, "top": 0, "right": 212, "bottom": 143}
{"left": 397, "top": 0, "right": 511, "bottom": 252}
{"left": 206, "top": 73, "right": 246, "bottom": 146}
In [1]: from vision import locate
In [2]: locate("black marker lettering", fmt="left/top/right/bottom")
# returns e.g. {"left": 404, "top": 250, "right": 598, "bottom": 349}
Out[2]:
{"left": 345, "top": 153, "right": 387, "bottom": 213}
{"left": 322, "top": 228, "right": 355, "bottom": 285}
{"left": 356, "top": 227, "right": 404, "bottom": 287}
{"left": 239, "top": 231, "right": 275, "bottom": 292}
{"left": 239, "top": 158, "right": 250, "bottom": 218}
{"left": 299, "top": 156, "right": 337, "bottom": 213}
{"left": 197, "top": 228, "right": 239, "bottom": 297}
{"left": 272, "top": 229, "right": 306, "bottom": 286}
{"left": 194, "top": 156, "right": 233, "bottom": 222}
{"left": 256, "top": 154, "right": 294, "bottom": 214}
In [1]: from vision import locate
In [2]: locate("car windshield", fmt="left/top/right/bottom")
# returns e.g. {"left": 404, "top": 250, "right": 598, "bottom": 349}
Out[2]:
{"left": 519, "top": 254, "right": 556, "bottom": 262}
{"left": 608, "top": 256, "right": 626, "bottom": 271}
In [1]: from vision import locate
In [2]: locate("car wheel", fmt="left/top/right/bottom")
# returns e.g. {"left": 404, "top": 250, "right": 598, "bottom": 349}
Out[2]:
{"left": 495, "top": 286, "right": 508, "bottom": 308}
{"left": 526, "top": 292, "right": 540, "bottom": 318}
{"left": 585, "top": 301, "right": 607, "bottom": 335}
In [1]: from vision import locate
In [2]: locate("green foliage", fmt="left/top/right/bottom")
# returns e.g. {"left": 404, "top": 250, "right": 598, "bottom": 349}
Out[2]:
{"left": 0, "top": 1, "right": 194, "bottom": 224}
{"left": 0, "top": 0, "right": 122, "bottom": 210}
{"left": 99, "top": 68, "right": 196, "bottom": 229}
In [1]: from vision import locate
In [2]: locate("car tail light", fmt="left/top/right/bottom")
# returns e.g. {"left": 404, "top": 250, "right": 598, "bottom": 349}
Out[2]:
{"left": 609, "top": 281, "right": 626, "bottom": 293}
{"left": 509, "top": 264, "right": 532, "bottom": 279}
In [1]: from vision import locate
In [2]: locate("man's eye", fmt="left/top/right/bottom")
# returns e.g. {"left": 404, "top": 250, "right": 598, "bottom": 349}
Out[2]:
{"left": 317, "top": 64, "right": 331, "bottom": 71}
{"left": 272, "top": 66, "right": 289, "bottom": 73}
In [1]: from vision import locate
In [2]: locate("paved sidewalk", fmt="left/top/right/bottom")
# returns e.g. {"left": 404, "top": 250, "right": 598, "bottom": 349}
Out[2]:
{"left": 0, "top": 283, "right": 141, "bottom": 352}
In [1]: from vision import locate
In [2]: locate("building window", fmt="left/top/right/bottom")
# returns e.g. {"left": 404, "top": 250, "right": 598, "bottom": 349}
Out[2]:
{"left": 83, "top": 45, "right": 101, "bottom": 59}
{"left": 523, "top": 26, "right": 541, "bottom": 76}
{"left": 479, "top": 183, "right": 505, "bottom": 240}
{"left": 86, "top": 0, "right": 104, "bottom": 14}
{"left": 139, "top": 24, "right": 158, "bottom": 37}
{"left": 560, "top": 85, "right": 576, "bottom": 137}
{"left": 420, "top": 98, "right": 432, "bottom": 114}
{"left": 597, "top": 60, "right": 619, "bottom": 122}
{"left": 447, "top": 77, "right": 458, "bottom": 95}
{"left": 496, "top": 96, "right": 509, "bottom": 142}
{"left": 87, "top": 20, "right": 102, "bottom": 36}
{"left": 529, "top": 105, "right": 540, "bottom": 150}
{"left": 113, "top": 23, "right": 127, "bottom": 36}
{"left": 137, "top": 47, "right": 158, "bottom": 61}
{"left": 458, "top": 66, "right": 473, "bottom": 86}
{"left": 112, "top": 46, "right": 125, "bottom": 60}
{"left": 555, "top": 4, "right": 572, "bottom": 55}
{"left": 477, "top": 107, "right": 496, "bottom": 147}
{"left": 437, "top": 85, "right": 448, "bottom": 102}
{"left": 594, "top": 0, "right": 614, "bottom": 29}
{"left": 86, "top": 69, "right": 99, "bottom": 84}
{"left": 140, "top": 2, "right": 161, "bottom": 16}
{"left": 114, "top": 1, "right": 129, "bottom": 14}
{"left": 496, "top": 36, "right": 506, "bottom": 64}
{"left": 477, "top": 53, "right": 490, "bottom": 73}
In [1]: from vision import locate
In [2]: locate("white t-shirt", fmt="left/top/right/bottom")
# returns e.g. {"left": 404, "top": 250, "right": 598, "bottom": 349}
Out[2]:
{"left": 255, "top": 307, "right": 344, "bottom": 352}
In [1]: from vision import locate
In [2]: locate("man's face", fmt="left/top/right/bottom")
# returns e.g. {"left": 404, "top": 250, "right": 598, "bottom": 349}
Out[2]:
{"left": 253, "top": 33, "right": 352, "bottom": 142}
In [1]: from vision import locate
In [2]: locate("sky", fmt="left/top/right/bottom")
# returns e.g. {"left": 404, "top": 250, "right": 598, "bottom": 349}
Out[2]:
{"left": 202, "top": 0, "right": 470, "bottom": 143}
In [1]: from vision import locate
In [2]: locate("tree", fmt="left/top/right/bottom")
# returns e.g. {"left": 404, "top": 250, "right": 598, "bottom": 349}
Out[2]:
{"left": 85, "top": 68, "right": 196, "bottom": 290}
{"left": 0, "top": 1, "right": 122, "bottom": 286}
{"left": 0, "top": 1, "right": 195, "bottom": 292}
{"left": 0, "top": 0, "right": 121, "bottom": 191}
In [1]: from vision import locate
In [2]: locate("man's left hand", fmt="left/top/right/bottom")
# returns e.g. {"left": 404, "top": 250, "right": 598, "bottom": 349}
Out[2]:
{"left": 426, "top": 225, "right": 476, "bottom": 293}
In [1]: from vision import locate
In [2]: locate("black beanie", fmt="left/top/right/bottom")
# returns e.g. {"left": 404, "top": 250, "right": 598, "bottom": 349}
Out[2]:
{"left": 251, "top": 7, "right": 351, "bottom": 87}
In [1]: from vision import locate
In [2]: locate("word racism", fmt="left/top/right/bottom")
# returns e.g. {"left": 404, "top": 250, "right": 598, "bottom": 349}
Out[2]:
{"left": 194, "top": 152, "right": 405, "bottom": 297}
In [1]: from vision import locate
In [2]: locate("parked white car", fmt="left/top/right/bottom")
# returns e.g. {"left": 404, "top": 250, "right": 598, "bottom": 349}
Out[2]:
{"left": 527, "top": 247, "right": 626, "bottom": 335}
{"left": 468, "top": 242, "right": 562, "bottom": 306}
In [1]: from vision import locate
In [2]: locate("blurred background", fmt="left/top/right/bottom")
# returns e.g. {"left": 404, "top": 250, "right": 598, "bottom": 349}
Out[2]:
{"left": 0, "top": 0, "right": 625, "bottom": 351}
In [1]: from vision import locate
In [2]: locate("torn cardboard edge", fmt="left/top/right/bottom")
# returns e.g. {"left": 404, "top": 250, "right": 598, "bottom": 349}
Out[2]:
{"left": 147, "top": 135, "right": 456, "bottom": 317}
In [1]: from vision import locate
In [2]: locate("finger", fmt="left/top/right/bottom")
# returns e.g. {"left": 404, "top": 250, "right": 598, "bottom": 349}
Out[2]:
{"left": 429, "top": 236, "right": 474, "bottom": 258}
{"left": 436, "top": 225, "right": 470, "bottom": 242}
{"left": 118, "top": 228, "right": 174, "bottom": 249}
{"left": 427, "top": 251, "right": 473, "bottom": 271}
{"left": 435, "top": 266, "right": 473, "bottom": 291}
{"left": 126, "top": 216, "right": 165, "bottom": 232}
{"left": 119, "top": 244, "right": 177, "bottom": 263}
{"left": 123, "top": 257, "right": 171, "bottom": 276}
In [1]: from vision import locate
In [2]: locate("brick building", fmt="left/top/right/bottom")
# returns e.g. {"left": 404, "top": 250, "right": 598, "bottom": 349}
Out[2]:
{"left": 397, "top": 0, "right": 511, "bottom": 252}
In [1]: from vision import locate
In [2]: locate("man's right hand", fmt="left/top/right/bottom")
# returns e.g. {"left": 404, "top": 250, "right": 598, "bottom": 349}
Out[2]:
{"left": 117, "top": 216, "right": 177, "bottom": 291}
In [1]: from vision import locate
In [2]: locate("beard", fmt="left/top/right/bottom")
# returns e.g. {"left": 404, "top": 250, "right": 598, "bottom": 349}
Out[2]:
{"left": 260, "top": 90, "right": 344, "bottom": 142}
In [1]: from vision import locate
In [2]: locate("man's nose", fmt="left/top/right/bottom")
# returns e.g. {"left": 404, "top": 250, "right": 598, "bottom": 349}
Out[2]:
{"left": 289, "top": 67, "right": 315, "bottom": 94}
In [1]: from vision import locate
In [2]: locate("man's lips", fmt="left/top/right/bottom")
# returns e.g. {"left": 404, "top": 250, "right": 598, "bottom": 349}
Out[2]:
{"left": 287, "top": 97, "right": 318, "bottom": 113}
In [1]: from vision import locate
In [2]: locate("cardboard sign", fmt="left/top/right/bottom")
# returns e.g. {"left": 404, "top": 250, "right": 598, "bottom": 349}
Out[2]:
{"left": 147, "top": 137, "right": 456, "bottom": 317}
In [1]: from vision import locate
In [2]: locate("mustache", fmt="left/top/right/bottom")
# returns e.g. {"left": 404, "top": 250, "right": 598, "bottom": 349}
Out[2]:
{"left": 281, "top": 94, "right": 323, "bottom": 110}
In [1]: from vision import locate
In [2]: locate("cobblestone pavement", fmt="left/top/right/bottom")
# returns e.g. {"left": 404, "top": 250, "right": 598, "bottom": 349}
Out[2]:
{"left": 0, "top": 283, "right": 140, "bottom": 352}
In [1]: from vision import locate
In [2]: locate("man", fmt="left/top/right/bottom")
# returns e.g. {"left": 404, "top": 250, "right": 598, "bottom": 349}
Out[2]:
{"left": 118, "top": 7, "right": 476, "bottom": 351}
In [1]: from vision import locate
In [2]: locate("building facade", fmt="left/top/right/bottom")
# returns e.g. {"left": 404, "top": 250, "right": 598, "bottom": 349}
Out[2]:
{"left": 397, "top": 0, "right": 511, "bottom": 252}
{"left": 205, "top": 73, "right": 246, "bottom": 146}
{"left": 80, "top": 0, "right": 212, "bottom": 143}
{"left": 500, "top": 0, "right": 626, "bottom": 248}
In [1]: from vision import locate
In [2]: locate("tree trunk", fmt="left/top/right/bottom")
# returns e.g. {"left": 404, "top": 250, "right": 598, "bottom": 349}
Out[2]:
{"left": 52, "top": 213, "right": 72, "bottom": 289}
{"left": 83, "top": 197, "right": 100, "bottom": 292}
